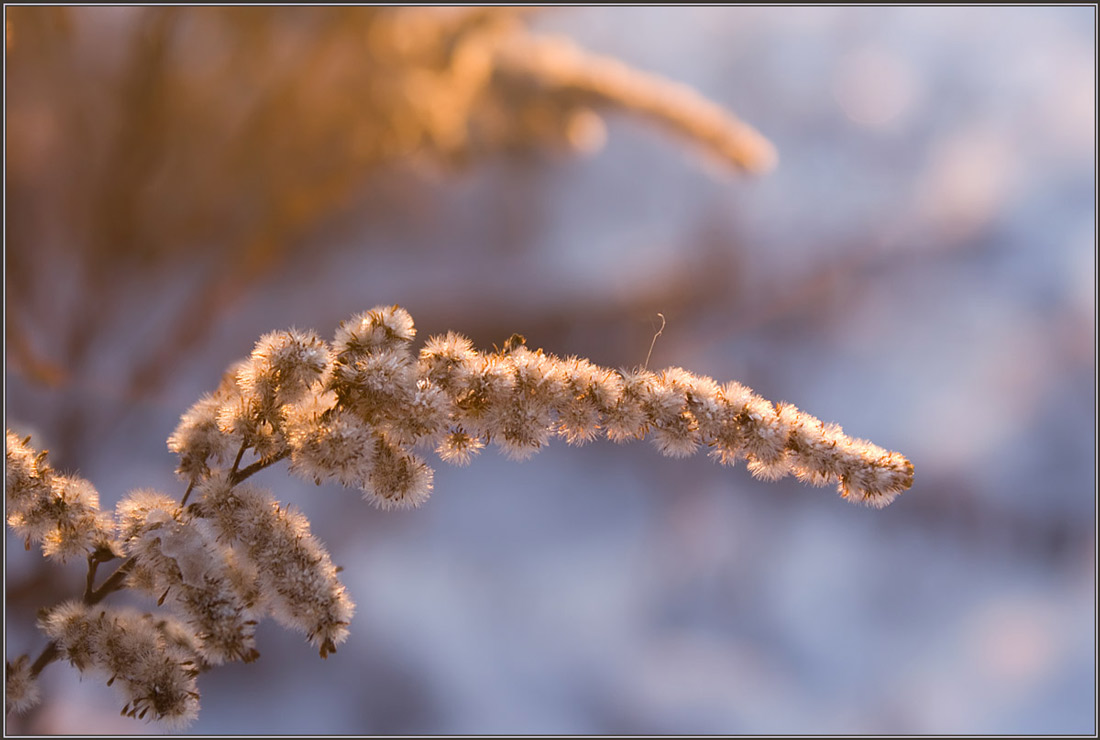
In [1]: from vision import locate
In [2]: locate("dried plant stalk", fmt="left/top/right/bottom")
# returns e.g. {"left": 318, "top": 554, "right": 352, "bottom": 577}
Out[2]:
{"left": 6, "top": 305, "right": 912, "bottom": 729}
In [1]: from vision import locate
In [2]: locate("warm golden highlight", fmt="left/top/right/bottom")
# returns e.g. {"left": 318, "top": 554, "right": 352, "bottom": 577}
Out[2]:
{"left": 6, "top": 306, "right": 912, "bottom": 727}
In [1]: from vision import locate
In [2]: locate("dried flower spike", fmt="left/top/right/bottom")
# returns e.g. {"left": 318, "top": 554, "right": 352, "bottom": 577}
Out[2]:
{"left": 172, "top": 306, "right": 912, "bottom": 511}
{"left": 38, "top": 602, "right": 201, "bottom": 727}
{"left": 5, "top": 655, "right": 41, "bottom": 715}
{"left": 5, "top": 431, "right": 120, "bottom": 563}
{"left": 194, "top": 474, "right": 355, "bottom": 658}
{"left": 117, "top": 490, "right": 261, "bottom": 665}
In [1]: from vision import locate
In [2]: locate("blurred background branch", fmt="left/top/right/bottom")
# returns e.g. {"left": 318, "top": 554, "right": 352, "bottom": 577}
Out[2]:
{"left": 6, "top": 7, "right": 775, "bottom": 463}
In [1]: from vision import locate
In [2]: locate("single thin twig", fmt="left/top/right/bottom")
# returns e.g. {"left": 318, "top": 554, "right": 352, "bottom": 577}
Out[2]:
{"left": 28, "top": 641, "right": 59, "bottom": 680}
{"left": 82, "top": 554, "right": 100, "bottom": 602}
{"left": 179, "top": 479, "right": 196, "bottom": 507}
{"left": 229, "top": 442, "right": 247, "bottom": 477}
{"left": 643, "top": 312, "right": 665, "bottom": 371}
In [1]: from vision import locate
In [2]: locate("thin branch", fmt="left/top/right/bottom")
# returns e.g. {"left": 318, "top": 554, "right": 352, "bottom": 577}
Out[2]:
{"left": 82, "top": 554, "right": 100, "bottom": 602}
{"left": 28, "top": 641, "right": 59, "bottom": 680}
{"left": 229, "top": 442, "right": 247, "bottom": 477}
{"left": 179, "top": 479, "right": 196, "bottom": 507}
{"left": 229, "top": 449, "right": 290, "bottom": 486}
{"left": 87, "top": 558, "right": 136, "bottom": 606}
{"left": 643, "top": 312, "right": 665, "bottom": 371}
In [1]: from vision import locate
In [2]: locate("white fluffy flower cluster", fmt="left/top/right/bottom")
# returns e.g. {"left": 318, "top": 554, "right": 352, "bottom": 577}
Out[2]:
{"left": 6, "top": 429, "right": 355, "bottom": 728}
{"left": 6, "top": 304, "right": 914, "bottom": 731}
{"left": 116, "top": 490, "right": 262, "bottom": 666}
{"left": 170, "top": 305, "right": 914, "bottom": 511}
{"left": 5, "top": 430, "right": 119, "bottom": 563}
{"left": 5, "top": 655, "right": 40, "bottom": 716}
{"left": 192, "top": 473, "right": 354, "bottom": 658}
{"left": 38, "top": 602, "right": 201, "bottom": 727}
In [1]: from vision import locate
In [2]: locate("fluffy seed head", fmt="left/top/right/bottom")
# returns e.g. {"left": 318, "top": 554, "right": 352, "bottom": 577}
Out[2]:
{"left": 5, "top": 655, "right": 41, "bottom": 715}
{"left": 436, "top": 429, "right": 485, "bottom": 466}
{"left": 168, "top": 394, "right": 236, "bottom": 482}
{"left": 362, "top": 435, "right": 435, "bottom": 509}
{"left": 333, "top": 305, "right": 416, "bottom": 360}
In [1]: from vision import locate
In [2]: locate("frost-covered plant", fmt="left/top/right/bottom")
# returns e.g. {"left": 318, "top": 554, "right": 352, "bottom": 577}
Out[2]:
{"left": 5, "top": 306, "right": 913, "bottom": 728}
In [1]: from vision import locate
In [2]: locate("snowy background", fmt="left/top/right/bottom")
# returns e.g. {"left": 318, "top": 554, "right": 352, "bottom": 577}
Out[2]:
{"left": 5, "top": 6, "right": 1096, "bottom": 735}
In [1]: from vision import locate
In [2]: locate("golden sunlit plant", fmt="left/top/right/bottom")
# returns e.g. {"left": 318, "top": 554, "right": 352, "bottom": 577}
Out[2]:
{"left": 3, "top": 6, "right": 917, "bottom": 731}
{"left": 6, "top": 306, "right": 913, "bottom": 727}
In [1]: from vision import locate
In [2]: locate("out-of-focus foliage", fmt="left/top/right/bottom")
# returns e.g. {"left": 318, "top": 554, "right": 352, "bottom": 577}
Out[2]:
{"left": 6, "top": 6, "right": 772, "bottom": 402}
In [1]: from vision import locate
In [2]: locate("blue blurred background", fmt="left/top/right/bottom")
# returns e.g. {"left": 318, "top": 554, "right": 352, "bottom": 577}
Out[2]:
{"left": 5, "top": 6, "right": 1095, "bottom": 734}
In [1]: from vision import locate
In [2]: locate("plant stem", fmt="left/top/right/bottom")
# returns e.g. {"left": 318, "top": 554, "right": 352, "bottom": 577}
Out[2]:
{"left": 229, "top": 449, "right": 289, "bottom": 485}
{"left": 179, "top": 479, "right": 196, "bottom": 507}
{"left": 28, "top": 642, "right": 59, "bottom": 680}
{"left": 87, "top": 558, "right": 136, "bottom": 605}
{"left": 230, "top": 442, "right": 247, "bottom": 477}
{"left": 83, "top": 554, "right": 100, "bottom": 602}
